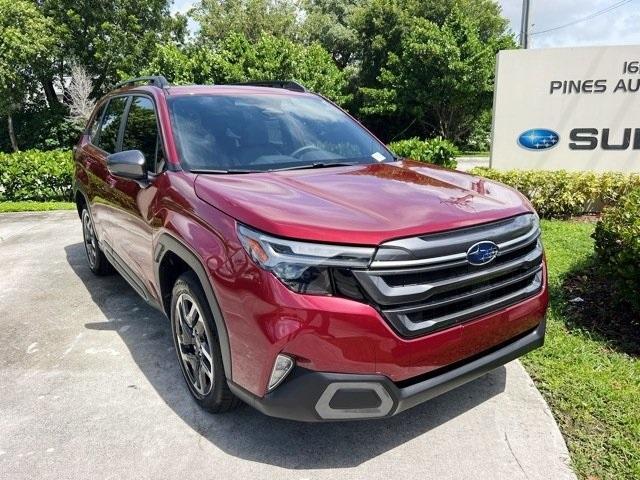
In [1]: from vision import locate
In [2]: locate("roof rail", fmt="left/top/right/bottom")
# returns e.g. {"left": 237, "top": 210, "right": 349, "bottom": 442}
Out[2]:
{"left": 114, "top": 76, "right": 169, "bottom": 90}
{"left": 229, "top": 80, "right": 307, "bottom": 93}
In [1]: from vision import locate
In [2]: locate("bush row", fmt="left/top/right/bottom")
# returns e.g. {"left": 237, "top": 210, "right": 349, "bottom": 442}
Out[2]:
{"left": 0, "top": 141, "right": 460, "bottom": 204}
{"left": 471, "top": 168, "right": 640, "bottom": 218}
{"left": 593, "top": 188, "right": 640, "bottom": 313}
{"left": 388, "top": 137, "right": 459, "bottom": 169}
{"left": 0, "top": 150, "right": 73, "bottom": 202}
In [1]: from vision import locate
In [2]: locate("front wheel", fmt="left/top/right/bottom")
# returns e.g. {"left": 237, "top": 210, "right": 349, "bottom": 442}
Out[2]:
{"left": 171, "top": 272, "right": 240, "bottom": 413}
{"left": 81, "top": 208, "right": 113, "bottom": 276}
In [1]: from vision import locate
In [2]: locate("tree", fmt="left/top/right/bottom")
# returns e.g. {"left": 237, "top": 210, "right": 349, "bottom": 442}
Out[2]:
{"left": 351, "top": 0, "right": 515, "bottom": 142}
{"left": 0, "top": 0, "right": 55, "bottom": 151}
{"left": 192, "top": 0, "right": 301, "bottom": 45}
{"left": 301, "top": 0, "right": 360, "bottom": 68}
{"left": 135, "top": 34, "right": 349, "bottom": 104}
{"left": 67, "top": 65, "right": 96, "bottom": 126}
{"left": 37, "top": 0, "right": 183, "bottom": 98}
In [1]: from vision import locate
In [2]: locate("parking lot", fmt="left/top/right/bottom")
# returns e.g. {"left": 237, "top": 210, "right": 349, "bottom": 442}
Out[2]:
{"left": 0, "top": 211, "right": 575, "bottom": 480}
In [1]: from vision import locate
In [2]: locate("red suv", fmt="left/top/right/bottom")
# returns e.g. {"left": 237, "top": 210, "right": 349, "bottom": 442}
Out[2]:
{"left": 73, "top": 76, "right": 548, "bottom": 421}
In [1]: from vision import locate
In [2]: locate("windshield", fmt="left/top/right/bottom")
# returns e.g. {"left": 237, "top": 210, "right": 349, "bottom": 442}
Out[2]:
{"left": 168, "top": 93, "right": 394, "bottom": 172}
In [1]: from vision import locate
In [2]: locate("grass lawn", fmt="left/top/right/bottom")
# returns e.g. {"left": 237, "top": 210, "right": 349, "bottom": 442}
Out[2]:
{"left": 456, "top": 150, "right": 490, "bottom": 157}
{"left": 525, "top": 220, "right": 639, "bottom": 480}
{"left": 0, "top": 201, "right": 75, "bottom": 213}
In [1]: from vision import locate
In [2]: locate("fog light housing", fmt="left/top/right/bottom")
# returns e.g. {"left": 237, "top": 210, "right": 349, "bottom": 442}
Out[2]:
{"left": 268, "top": 354, "right": 295, "bottom": 391}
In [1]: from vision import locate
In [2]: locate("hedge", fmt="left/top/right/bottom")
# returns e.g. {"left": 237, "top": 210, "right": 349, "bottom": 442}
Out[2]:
{"left": 388, "top": 137, "right": 459, "bottom": 169}
{"left": 471, "top": 168, "right": 640, "bottom": 218}
{"left": 593, "top": 188, "right": 640, "bottom": 313}
{"left": 0, "top": 150, "right": 73, "bottom": 202}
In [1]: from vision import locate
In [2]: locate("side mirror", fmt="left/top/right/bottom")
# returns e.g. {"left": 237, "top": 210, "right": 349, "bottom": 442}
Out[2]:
{"left": 107, "top": 150, "right": 147, "bottom": 180}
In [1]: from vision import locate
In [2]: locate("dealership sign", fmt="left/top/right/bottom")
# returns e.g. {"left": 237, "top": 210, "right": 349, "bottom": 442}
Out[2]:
{"left": 491, "top": 45, "right": 640, "bottom": 172}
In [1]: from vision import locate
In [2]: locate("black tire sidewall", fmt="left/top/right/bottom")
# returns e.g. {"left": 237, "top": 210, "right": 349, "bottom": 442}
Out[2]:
{"left": 170, "top": 272, "right": 227, "bottom": 410}
{"left": 81, "top": 207, "right": 110, "bottom": 275}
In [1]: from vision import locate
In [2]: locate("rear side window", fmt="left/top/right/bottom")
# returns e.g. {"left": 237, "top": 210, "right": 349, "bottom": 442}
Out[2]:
{"left": 96, "top": 97, "right": 128, "bottom": 153}
{"left": 121, "top": 96, "right": 163, "bottom": 173}
{"left": 87, "top": 103, "right": 106, "bottom": 140}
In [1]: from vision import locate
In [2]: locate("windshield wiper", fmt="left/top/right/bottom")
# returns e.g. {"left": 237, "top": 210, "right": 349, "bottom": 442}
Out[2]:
{"left": 269, "top": 162, "right": 357, "bottom": 172}
{"left": 190, "top": 168, "right": 262, "bottom": 174}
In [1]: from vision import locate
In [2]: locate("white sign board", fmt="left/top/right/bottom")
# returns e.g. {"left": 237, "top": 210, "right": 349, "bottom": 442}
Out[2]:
{"left": 491, "top": 45, "right": 640, "bottom": 172}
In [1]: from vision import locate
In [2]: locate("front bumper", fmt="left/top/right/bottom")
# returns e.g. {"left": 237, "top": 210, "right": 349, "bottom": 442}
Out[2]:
{"left": 228, "top": 318, "right": 546, "bottom": 422}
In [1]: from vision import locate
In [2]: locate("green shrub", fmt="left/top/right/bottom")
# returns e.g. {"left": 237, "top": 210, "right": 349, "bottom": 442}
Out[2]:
{"left": 471, "top": 168, "right": 640, "bottom": 218}
{"left": 593, "top": 188, "right": 640, "bottom": 313}
{"left": 0, "top": 149, "right": 73, "bottom": 202}
{"left": 461, "top": 110, "right": 491, "bottom": 152}
{"left": 388, "top": 137, "right": 459, "bottom": 169}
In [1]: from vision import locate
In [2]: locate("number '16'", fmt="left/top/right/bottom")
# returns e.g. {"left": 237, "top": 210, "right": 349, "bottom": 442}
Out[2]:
{"left": 623, "top": 61, "right": 640, "bottom": 74}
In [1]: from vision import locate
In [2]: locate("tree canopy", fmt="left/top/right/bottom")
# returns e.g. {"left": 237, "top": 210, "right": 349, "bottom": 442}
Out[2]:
{"left": 193, "top": 0, "right": 300, "bottom": 44}
{"left": 0, "top": 0, "right": 516, "bottom": 152}
{"left": 0, "top": 0, "right": 56, "bottom": 150}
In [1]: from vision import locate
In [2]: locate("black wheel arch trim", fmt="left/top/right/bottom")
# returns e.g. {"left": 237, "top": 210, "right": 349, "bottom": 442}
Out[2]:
{"left": 73, "top": 187, "right": 104, "bottom": 249}
{"left": 154, "top": 233, "right": 232, "bottom": 379}
{"left": 73, "top": 185, "right": 90, "bottom": 219}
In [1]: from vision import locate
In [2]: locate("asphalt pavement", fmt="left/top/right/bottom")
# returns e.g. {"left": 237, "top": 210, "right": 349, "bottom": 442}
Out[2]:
{"left": 0, "top": 211, "right": 575, "bottom": 480}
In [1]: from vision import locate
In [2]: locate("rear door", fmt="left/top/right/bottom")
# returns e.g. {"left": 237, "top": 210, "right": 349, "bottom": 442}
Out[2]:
{"left": 79, "top": 95, "right": 129, "bottom": 246}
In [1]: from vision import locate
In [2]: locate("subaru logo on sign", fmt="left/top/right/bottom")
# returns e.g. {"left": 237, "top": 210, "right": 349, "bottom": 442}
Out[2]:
{"left": 518, "top": 129, "right": 560, "bottom": 150}
{"left": 467, "top": 241, "right": 499, "bottom": 266}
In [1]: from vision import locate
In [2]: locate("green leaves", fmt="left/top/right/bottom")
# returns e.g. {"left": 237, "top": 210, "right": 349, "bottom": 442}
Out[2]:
{"left": 471, "top": 168, "right": 640, "bottom": 219}
{"left": 39, "top": 0, "right": 177, "bottom": 94}
{"left": 135, "top": 34, "right": 349, "bottom": 104}
{"left": 0, "top": 0, "right": 55, "bottom": 114}
{"left": 0, "top": 150, "right": 73, "bottom": 201}
{"left": 354, "top": 0, "right": 514, "bottom": 143}
{"left": 193, "top": 0, "right": 300, "bottom": 45}
{"left": 388, "top": 137, "right": 458, "bottom": 168}
{"left": 593, "top": 189, "right": 640, "bottom": 314}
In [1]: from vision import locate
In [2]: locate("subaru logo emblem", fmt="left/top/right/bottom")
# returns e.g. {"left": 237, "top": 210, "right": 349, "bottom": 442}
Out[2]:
{"left": 518, "top": 129, "right": 560, "bottom": 150}
{"left": 467, "top": 241, "right": 499, "bottom": 266}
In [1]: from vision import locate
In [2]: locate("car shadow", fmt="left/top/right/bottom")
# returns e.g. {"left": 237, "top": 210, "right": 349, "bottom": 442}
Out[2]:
{"left": 65, "top": 242, "right": 507, "bottom": 469}
{"left": 560, "top": 255, "right": 639, "bottom": 356}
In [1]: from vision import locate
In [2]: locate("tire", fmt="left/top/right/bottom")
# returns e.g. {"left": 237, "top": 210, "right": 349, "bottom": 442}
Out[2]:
{"left": 81, "top": 208, "right": 113, "bottom": 276}
{"left": 171, "top": 271, "right": 240, "bottom": 413}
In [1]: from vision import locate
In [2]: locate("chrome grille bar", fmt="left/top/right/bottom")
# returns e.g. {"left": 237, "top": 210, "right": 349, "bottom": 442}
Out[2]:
{"left": 354, "top": 214, "right": 544, "bottom": 338}
{"left": 384, "top": 271, "right": 544, "bottom": 337}
{"left": 370, "top": 214, "right": 539, "bottom": 269}
{"left": 354, "top": 242, "right": 542, "bottom": 306}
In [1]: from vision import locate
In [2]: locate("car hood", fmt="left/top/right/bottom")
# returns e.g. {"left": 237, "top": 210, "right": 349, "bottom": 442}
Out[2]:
{"left": 194, "top": 160, "right": 532, "bottom": 245}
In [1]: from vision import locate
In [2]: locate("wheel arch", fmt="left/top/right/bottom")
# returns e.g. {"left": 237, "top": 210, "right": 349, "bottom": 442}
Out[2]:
{"left": 155, "top": 233, "right": 232, "bottom": 379}
{"left": 74, "top": 188, "right": 89, "bottom": 219}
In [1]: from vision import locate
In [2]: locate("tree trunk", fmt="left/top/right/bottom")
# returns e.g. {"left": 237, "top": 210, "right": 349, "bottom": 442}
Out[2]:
{"left": 41, "top": 78, "right": 60, "bottom": 107}
{"left": 7, "top": 114, "right": 19, "bottom": 152}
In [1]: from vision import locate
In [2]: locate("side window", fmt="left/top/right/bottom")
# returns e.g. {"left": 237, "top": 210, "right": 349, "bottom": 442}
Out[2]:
{"left": 87, "top": 103, "right": 106, "bottom": 141}
{"left": 95, "top": 97, "right": 128, "bottom": 153}
{"left": 122, "top": 96, "right": 163, "bottom": 173}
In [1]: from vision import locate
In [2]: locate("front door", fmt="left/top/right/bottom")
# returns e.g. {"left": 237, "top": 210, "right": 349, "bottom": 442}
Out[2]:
{"left": 107, "top": 95, "right": 165, "bottom": 301}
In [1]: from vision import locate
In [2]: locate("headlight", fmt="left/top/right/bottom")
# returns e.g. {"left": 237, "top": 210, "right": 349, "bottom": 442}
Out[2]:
{"left": 237, "top": 224, "right": 374, "bottom": 295}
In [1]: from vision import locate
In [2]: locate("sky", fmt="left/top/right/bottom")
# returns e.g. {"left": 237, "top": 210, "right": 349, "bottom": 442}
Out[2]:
{"left": 171, "top": 0, "right": 640, "bottom": 49}
{"left": 499, "top": 0, "right": 640, "bottom": 48}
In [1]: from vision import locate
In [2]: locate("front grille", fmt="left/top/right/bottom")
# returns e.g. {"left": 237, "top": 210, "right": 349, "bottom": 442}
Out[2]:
{"left": 353, "top": 214, "right": 544, "bottom": 338}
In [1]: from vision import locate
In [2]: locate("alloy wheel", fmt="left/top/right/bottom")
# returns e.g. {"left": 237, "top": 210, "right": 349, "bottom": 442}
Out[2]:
{"left": 82, "top": 210, "right": 97, "bottom": 269}
{"left": 174, "top": 293, "right": 214, "bottom": 396}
